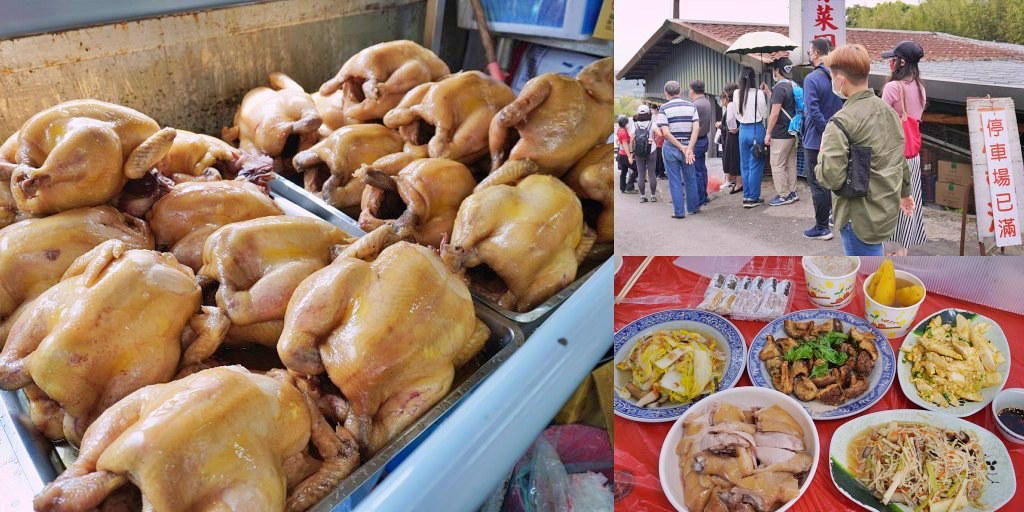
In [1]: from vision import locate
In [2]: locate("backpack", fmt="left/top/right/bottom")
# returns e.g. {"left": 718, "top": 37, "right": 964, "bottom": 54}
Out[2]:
{"left": 777, "top": 79, "right": 804, "bottom": 136}
{"left": 633, "top": 121, "right": 652, "bottom": 157}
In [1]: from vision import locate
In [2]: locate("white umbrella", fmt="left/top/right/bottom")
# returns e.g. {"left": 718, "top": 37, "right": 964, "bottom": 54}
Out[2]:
{"left": 725, "top": 31, "right": 798, "bottom": 56}
{"left": 725, "top": 31, "right": 799, "bottom": 88}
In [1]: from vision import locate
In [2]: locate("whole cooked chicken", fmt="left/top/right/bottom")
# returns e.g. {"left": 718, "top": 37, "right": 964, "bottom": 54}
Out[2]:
{"left": 184, "top": 216, "right": 357, "bottom": 364}
{"left": 292, "top": 124, "right": 403, "bottom": 210}
{"left": 483, "top": 58, "right": 613, "bottom": 188}
{"left": 0, "top": 240, "right": 216, "bottom": 445}
{"left": 442, "top": 174, "right": 591, "bottom": 311}
{"left": 155, "top": 129, "right": 243, "bottom": 183}
{"left": 312, "top": 90, "right": 351, "bottom": 138}
{"left": 34, "top": 366, "right": 359, "bottom": 512}
{"left": 358, "top": 158, "right": 476, "bottom": 248}
{"left": 1, "top": 132, "right": 19, "bottom": 228}
{"left": 382, "top": 71, "right": 515, "bottom": 164}
{"left": 563, "top": 144, "right": 613, "bottom": 243}
{"left": 7, "top": 100, "right": 177, "bottom": 215}
{"left": 222, "top": 73, "right": 321, "bottom": 171}
{"left": 147, "top": 180, "right": 283, "bottom": 271}
{"left": 319, "top": 40, "right": 450, "bottom": 122}
{"left": 279, "top": 227, "right": 489, "bottom": 454}
{"left": 0, "top": 207, "right": 153, "bottom": 346}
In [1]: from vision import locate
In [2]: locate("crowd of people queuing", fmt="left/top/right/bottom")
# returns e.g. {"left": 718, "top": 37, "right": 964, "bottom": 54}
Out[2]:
{"left": 616, "top": 37, "right": 928, "bottom": 256}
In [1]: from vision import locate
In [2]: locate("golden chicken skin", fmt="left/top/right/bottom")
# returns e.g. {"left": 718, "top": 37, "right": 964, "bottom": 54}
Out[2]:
{"left": 358, "top": 158, "right": 476, "bottom": 248}
{"left": 184, "top": 216, "right": 357, "bottom": 365}
{"left": 442, "top": 174, "right": 592, "bottom": 312}
{"left": 482, "top": 57, "right": 614, "bottom": 188}
{"left": 319, "top": 40, "right": 450, "bottom": 122}
{"left": 7, "top": 100, "right": 177, "bottom": 216}
{"left": 222, "top": 72, "right": 322, "bottom": 171}
{"left": 311, "top": 89, "right": 352, "bottom": 138}
{"left": 34, "top": 366, "right": 359, "bottom": 512}
{"left": 0, "top": 207, "right": 154, "bottom": 346}
{"left": 155, "top": 129, "right": 243, "bottom": 183}
{"left": 0, "top": 241, "right": 214, "bottom": 445}
{"left": 563, "top": 144, "right": 614, "bottom": 243}
{"left": 0, "top": 132, "right": 19, "bottom": 228}
{"left": 147, "top": 180, "right": 283, "bottom": 271}
{"left": 382, "top": 71, "right": 515, "bottom": 164}
{"left": 278, "top": 227, "right": 489, "bottom": 455}
{"left": 292, "top": 124, "right": 403, "bottom": 211}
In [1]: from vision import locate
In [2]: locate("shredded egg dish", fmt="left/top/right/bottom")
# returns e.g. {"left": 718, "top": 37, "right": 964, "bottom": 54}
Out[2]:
{"left": 902, "top": 314, "right": 1005, "bottom": 407}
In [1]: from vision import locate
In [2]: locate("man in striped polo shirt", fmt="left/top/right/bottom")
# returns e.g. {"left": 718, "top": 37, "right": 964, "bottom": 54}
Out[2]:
{"left": 656, "top": 81, "right": 700, "bottom": 218}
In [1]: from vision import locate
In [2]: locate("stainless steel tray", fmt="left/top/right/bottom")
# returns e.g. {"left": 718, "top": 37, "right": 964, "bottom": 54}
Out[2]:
{"left": 268, "top": 173, "right": 610, "bottom": 324}
{"left": 0, "top": 303, "right": 523, "bottom": 510}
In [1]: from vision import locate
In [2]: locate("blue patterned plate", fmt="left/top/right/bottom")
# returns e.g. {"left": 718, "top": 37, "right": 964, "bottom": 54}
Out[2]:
{"left": 613, "top": 309, "right": 746, "bottom": 423}
{"left": 748, "top": 309, "right": 895, "bottom": 420}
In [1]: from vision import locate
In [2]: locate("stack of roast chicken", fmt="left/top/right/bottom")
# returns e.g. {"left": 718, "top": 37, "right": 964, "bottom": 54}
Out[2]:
{"left": 0, "top": 41, "right": 613, "bottom": 511}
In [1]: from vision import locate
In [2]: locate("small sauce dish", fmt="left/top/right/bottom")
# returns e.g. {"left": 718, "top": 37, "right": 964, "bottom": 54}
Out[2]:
{"left": 992, "top": 388, "right": 1024, "bottom": 445}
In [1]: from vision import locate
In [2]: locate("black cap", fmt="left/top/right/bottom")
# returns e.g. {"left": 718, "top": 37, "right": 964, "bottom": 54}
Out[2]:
{"left": 881, "top": 41, "right": 924, "bottom": 62}
{"left": 772, "top": 57, "right": 794, "bottom": 78}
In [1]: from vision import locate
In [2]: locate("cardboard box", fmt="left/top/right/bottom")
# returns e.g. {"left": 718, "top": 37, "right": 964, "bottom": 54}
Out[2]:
{"left": 937, "top": 159, "right": 972, "bottom": 187}
{"left": 593, "top": 0, "right": 613, "bottom": 40}
{"left": 935, "top": 181, "right": 968, "bottom": 209}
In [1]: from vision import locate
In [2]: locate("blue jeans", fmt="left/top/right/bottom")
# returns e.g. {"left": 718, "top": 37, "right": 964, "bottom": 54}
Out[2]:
{"left": 693, "top": 137, "right": 709, "bottom": 204}
{"left": 738, "top": 123, "right": 766, "bottom": 201}
{"left": 662, "top": 143, "right": 699, "bottom": 216}
{"left": 841, "top": 223, "right": 884, "bottom": 256}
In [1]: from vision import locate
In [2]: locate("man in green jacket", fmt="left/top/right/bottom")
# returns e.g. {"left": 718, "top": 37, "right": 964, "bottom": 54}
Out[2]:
{"left": 815, "top": 44, "right": 914, "bottom": 256}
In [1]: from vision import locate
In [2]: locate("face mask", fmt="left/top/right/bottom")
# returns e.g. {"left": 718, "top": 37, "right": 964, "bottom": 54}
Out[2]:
{"left": 832, "top": 76, "right": 848, "bottom": 100}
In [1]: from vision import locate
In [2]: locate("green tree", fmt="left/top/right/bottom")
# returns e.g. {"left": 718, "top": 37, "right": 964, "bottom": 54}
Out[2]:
{"left": 615, "top": 96, "right": 640, "bottom": 119}
{"left": 847, "top": 0, "right": 1024, "bottom": 45}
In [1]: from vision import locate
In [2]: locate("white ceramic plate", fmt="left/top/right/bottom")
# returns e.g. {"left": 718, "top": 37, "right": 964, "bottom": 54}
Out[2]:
{"left": 613, "top": 309, "right": 746, "bottom": 422}
{"left": 748, "top": 309, "right": 896, "bottom": 419}
{"left": 829, "top": 409, "right": 1016, "bottom": 512}
{"left": 659, "top": 386, "right": 820, "bottom": 512}
{"left": 897, "top": 308, "right": 1011, "bottom": 418}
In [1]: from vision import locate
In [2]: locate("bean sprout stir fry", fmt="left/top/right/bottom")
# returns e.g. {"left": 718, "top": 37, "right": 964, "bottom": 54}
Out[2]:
{"left": 854, "top": 422, "right": 987, "bottom": 512}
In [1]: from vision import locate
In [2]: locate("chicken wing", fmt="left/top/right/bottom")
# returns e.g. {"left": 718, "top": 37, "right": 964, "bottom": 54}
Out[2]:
{"left": 383, "top": 71, "right": 515, "bottom": 164}
{"left": 0, "top": 207, "right": 153, "bottom": 347}
{"left": 0, "top": 241, "right": 202, "bottom": 445}
{"left": 293, "top": 124, "right": 403, "bottom": 208}
{"left": 358, "top": 158, "right": 476, "bottom": 248}
{"left": 482, "top": 57, "right": 613, "bottom": 188}
{"left": 279, "top": 227, "right": 489, "bottom": 455}
{"left": 147, "top": 180, "right": 283, "bottom": 271}
{"left": 562, "top": 144, "right": 614, "bottom": 243}
{"left": 441, "top": 174, "right": 591, "bottom": 311}
{"left": 155, "top": 129, "right": 243, "bottom": 183}
{"left": 8, "top": 100, "right": 176, "bottom": 215}
{"left": 319, "top": 40, "right": 450, "bottom": 122}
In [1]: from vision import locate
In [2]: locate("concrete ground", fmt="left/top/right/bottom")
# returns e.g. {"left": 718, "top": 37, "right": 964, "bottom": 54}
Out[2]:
{"left": 614, "top": 157, "right": 1024, "bottom": 256}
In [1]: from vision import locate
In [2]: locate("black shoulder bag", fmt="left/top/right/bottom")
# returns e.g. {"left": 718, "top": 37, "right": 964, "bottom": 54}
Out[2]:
{"left": 751, "top": 88, "right": 768, "bottom": 159}
{"left": 830, "top": 118, "right": 871, "bottom": 198}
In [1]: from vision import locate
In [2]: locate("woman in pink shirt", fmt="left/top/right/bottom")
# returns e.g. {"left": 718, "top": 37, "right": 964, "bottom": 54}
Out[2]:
{"left": 881, "top": 41, "right": 927, "bottom": 256}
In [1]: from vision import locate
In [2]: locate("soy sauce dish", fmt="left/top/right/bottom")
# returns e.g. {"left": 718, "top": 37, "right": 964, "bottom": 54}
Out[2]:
{"left": 992, "top": 388, "right": 1024, "bottom": 445}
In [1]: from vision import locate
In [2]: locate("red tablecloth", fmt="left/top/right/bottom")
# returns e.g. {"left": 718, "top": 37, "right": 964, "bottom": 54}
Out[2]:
{"left": 613, "top": 256, "right": 1024, "bottom": 512}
